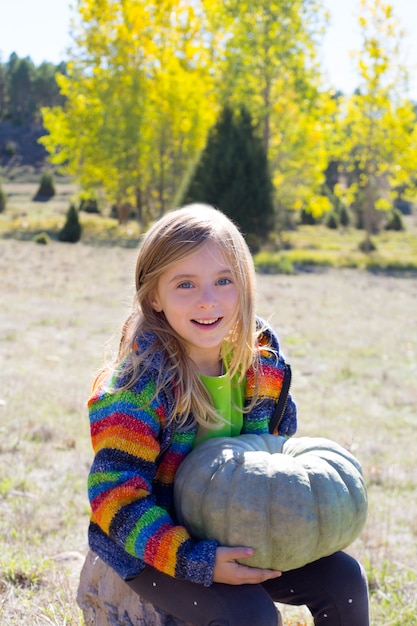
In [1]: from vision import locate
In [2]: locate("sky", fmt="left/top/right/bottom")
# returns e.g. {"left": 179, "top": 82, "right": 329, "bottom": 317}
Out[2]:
{"left": 1, "top": 0, "right": 417, "bottom": 99}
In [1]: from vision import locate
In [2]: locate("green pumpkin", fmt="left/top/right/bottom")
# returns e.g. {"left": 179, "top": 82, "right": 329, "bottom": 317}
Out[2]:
{"left": 174, "top": 434, "right": 368, "bottom": 571}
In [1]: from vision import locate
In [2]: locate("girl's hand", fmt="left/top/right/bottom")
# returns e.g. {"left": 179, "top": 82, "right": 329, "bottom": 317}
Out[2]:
{"left": 213, "top": 546, "right": 282, "bottom": 585}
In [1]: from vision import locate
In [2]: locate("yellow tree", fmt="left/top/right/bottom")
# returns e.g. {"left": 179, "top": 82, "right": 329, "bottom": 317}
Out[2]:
{"left": 41, "top": 0, "right": 217, "bottom": 224}
{"left": 334, "top": 0, "right": 417, "bottom": 250}
{"left": 206, "top": 0, "right": 335, "bottom": 220}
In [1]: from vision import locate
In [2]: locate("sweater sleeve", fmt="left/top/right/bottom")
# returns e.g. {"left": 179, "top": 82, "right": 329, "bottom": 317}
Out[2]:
{"left": 263, "top": 322, "right": 298, "bottom": 437}
{"left": 243, "top": 319, "right": 297, "bottom": 437}
{"left": 87, "top": 377, "right": 217, "bottom": 585}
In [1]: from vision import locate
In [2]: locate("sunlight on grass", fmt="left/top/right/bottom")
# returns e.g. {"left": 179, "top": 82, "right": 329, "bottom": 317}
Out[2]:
{"left": 254, "top": 224, "right": 417, "bottom": 273}
{"left": 366, "top": 559, "right": 417, "bottom": 625}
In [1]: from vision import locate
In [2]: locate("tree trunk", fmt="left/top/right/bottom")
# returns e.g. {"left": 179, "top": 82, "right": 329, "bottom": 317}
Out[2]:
{"left": 135, "top": 187, "right": 143, "bottom": 229}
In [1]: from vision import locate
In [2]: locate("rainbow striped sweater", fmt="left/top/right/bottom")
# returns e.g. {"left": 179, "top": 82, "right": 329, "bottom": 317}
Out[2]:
{"left": 87, "top": 321, "right": 297, "bottom": 585}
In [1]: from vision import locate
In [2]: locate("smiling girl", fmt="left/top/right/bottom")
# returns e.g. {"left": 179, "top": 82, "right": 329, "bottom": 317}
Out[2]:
{"left": 86, "top": 204, "right": 369, "bottom": 625}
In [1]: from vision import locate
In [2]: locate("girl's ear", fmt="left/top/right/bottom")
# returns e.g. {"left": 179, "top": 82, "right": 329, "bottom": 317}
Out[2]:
{"left": 149, "top": 290, "right": 163, "bottom": 312}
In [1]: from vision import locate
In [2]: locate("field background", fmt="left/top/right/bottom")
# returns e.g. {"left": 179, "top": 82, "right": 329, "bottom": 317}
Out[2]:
{"left": 1, "top": 191, "right": 417, "bottom": 623}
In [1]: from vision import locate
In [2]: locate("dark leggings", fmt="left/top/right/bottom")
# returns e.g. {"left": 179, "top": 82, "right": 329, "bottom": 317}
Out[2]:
{"left": 126, "top": 551, "right": 370, "bottom": 626}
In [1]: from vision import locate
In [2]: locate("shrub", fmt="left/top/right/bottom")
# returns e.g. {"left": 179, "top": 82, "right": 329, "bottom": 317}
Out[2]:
{"left": 79, "top": 198, "right": 100, "bottom": 214}
{"left": 339, "top": 204, "right": 351, "bottom": 227}
{"left": 34, "top": 171, "right": 56, "bottom": 199}
{"left": 0, "top": 186, "right": 6, "bottom": 213}
{"left": 299, "top": 208, "right": 317, "bottom": 225}
{"left": 58, "top": 204, "right": 82, "bottom": 243}
{"left": 359, "top": 237, "right": 377, "bottom": 253}
{"left": 4, "top": 141, "right": 17, "bottom": 157}
{"left": 254, "top": 252, "right": 294, "bottom": 275}
{"left": 325, "top": 211, "right": 339, "bottom": 230}
{"left": 385, "top": 208, "right": 404, "bottom": 231}
{"left": 33, "top": 232, "right": 51, "bottom": 245}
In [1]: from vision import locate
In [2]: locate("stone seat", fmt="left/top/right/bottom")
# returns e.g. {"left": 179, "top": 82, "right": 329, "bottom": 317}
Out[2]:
{"left": 77, "top": 550, "right": 283, "bottom": 626}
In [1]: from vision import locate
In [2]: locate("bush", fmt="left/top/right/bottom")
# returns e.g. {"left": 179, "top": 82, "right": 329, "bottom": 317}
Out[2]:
{"left": 79, "top": 198, "right": 100, "bottom": 214}
{"left": 325, "top": 211, "right": 339, "bottom": 229}
{"left": 359, "top": 237, "right": 377, "bottom": 253}
{"left": 0, "top": 186, "right": 6, "bottom": 213}
{"left": 339, "top": 204, "right": 351, "bottom": 228}
{"left": 34, "top": 171, "right": 56, "bottom": 199}
{"left": 4, "top": 141, "right": 17, "bottom": 157}
{"left": 385, "top": 208, "right": 404, "bottom": 231}
{"left": 58, "top": 204, "right": 82, "bottom": 243}
{"left": 33, "top": 232, "right": 51, "bottom": 245}
{"left": 254, "top": 252, "right": 294, "bottom": 275}
{"left": 299, "top": 208, "right": 317, "bottom": 225}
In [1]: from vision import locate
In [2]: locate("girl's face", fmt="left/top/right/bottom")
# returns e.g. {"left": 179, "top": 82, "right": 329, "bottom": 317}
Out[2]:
{"left": 150, "top": 241, "right": 239, "bottom": 376}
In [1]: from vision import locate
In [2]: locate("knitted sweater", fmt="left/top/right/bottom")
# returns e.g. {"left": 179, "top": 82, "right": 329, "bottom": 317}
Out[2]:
{"left": 87, "top": 320, "right": 297, "bottom": 585}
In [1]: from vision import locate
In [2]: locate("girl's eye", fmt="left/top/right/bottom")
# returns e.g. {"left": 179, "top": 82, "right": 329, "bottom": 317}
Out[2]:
{"left": 217, "top": 277, "right": 232, "bottom": 286}
{"left": 177, "top": 281, "right": 193, "bottom": 289}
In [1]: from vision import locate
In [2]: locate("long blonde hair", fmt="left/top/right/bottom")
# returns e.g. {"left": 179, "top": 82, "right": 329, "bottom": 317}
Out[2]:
{"left": 96, "top": 204, "right": 261, "bottom": 428}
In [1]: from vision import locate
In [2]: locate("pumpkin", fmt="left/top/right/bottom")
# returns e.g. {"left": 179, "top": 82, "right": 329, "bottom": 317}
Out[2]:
{"left": 174, "top": 434, "right": 367, "bottom": 571}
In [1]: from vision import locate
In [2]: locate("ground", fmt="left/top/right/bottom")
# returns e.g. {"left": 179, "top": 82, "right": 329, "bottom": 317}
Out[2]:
{"left": 0, "top": 239, "right": 416, "bottom": 624}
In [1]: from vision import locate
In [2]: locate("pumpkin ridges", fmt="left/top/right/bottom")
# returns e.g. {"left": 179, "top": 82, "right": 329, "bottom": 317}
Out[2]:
{"left": 261, "top": 454, "right": 317, "bottom": 568}
{"left": 283, "top": 437, "right": 363, "bottom": 474}
{"left": 203, "top": 452, "right": 238, "bottom": 543}
{"left": 304, "top": 457, "right": 351, "bottom": 557}
{"left": 174, "top": 435, "right": 368, "bottom": 571}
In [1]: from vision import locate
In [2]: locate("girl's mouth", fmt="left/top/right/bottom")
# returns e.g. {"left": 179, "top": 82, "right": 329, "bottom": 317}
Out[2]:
{"left": 192, "top": 317, "right": 221, "bottom": 326}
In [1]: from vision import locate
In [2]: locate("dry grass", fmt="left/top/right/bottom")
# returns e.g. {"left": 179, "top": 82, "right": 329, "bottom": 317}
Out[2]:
{"left": 1, "top": 238, "right": 417, "bottom": 624}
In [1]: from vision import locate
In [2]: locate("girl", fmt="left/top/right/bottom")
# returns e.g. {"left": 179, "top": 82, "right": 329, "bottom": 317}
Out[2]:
{"left": 87, "top": 204, "right": 369, "bottom": 626}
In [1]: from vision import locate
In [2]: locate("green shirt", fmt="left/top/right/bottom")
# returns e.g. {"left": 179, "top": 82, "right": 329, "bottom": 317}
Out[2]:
{"left": 195, "top": 366, "right": 246, "bottom": 446}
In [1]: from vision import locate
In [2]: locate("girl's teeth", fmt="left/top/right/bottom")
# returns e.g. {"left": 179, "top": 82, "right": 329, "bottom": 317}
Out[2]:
{"left": 196, "top": 318, "right": 218, "bottom": 325}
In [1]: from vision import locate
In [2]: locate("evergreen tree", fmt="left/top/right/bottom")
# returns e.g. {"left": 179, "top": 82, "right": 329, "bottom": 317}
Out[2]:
{"left": 58, "top": 204, "right": 82, "bottom": 243}
{"left": 0, "top": 185, "right": 6, "bottom": 213}
{"left": 34, "top": 170, "right": 56, "bottom": 199}
{"left": 0, "top": 54, "right": 66, "bottom": 123}
{"left": 182, "top": 106, "right": 274, "bottom": 243}
{"left": 7, "top": 55, "right": 36, "bottom": 124}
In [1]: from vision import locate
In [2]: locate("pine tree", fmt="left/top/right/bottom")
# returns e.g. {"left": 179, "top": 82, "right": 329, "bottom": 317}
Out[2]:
{"left": 34, "top": 170, "right": 56, "bottom": 200}
{"left": 0, "top": 185, "right": 6, "bottom": 213}
{"left": 181, "top": 106, "right": 275, "bottom": 245}
{"left": 58, "top": 204, "right": 82, "bottom": 243}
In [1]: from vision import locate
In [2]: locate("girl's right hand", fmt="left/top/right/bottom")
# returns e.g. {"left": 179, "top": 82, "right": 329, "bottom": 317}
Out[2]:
{"left": 213, "top": 546, "right": 282, "bottom": 585}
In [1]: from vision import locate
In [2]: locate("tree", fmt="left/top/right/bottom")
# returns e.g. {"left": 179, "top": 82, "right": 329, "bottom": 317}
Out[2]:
{"left": 34, "top": 170, "right": 56, "bottom": 199}
{"left": 33, "top": 62, "right": 66, "bottom": 119}
{"left": 0, "top": 61, "right": 7, "bottom": 120}
{"left": 40, "top": 0, "right": 217, "bottom": 225}
{"left": 0, "top": 54, "right": 65, "bottom": 123}
{"left": 7, "top": 54, "right": 36, "bottom": 124}
{"left": 206, "top": 0, "right": 334, "bottom": 220}
{"left": 41, "top": 1, "right": 338, "bottom": 224}
{"left": 0, "top": 185, "right": 6, "bottom": 213}
{"left": 334, "top": 0, "right": 417, "bottom": 251}
{"left": 58, "top": 203, "right": 82, "bottom": 243}
{"left": 181, "top": 106, "right": 275, "bottom": 245}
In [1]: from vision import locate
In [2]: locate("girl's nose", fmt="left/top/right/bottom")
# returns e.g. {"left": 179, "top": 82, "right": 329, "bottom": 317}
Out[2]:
{"left": 197, "top": 286, "right": 217, "bottom": 308}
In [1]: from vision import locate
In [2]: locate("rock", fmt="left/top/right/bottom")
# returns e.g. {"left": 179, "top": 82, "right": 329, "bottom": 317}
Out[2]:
{"left": 77, "top": 551, "right": 193, "bottom": 626}
{"left": 77, "top": 551, "right": 283, "bottom": 626}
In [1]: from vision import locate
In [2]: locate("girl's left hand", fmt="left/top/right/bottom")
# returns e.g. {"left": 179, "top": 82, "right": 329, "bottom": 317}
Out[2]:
{"left": 213, "top": 546, "right": 282, "bottom": 585}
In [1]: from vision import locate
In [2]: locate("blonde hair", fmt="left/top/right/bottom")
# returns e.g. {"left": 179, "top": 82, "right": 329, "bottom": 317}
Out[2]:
{"left": 97, "top": 204, "right": 261, "bottom": 429}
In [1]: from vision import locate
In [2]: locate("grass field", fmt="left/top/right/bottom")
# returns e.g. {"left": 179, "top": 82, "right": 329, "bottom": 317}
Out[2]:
{"left": 1, "top": 186, "right": 417, "bottom": 624}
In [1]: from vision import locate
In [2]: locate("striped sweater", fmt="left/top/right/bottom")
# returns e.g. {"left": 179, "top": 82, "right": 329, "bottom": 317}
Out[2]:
{"left": 87, "top": 321, "right": 297, "bottom": 585}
